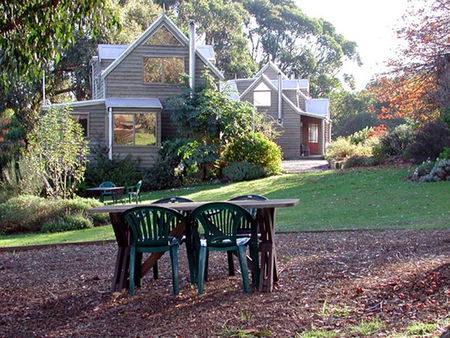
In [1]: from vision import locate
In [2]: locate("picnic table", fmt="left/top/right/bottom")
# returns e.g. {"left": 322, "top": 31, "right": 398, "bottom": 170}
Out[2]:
{"left": 86, "top": 186, "right": 125, "bottom": 203}
{"left": 88, "top": 199, "right": 299, "bottom": 293}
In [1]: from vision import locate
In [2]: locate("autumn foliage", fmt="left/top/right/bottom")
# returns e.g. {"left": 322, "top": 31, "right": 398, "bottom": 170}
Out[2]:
{"left": 370, "top": 0, "right": 449, "bottom": 123}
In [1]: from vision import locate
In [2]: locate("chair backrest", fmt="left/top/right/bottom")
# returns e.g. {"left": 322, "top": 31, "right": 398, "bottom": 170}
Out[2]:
{"left": 189, "top": 202, "right": 256, "bottom": 247}
{"left": 99, "top": 181, "right": 116, "bottom": 188}
{"left": 228, "top": 195, "right": 268, "bottom": 202}
{"left": 229, "top": 194, "right": 267, "bottom": 220}
{"left": 153, "top": 196, "right": 194, "bottom": 204}
{"left": 123, "top": 206, "right": 183, "bottom": 247}
{"left": 135, "top": 180, "right": 142, "bottom": 193}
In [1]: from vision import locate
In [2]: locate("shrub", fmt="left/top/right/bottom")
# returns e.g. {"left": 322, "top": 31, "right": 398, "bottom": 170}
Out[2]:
{"left": 349, "top": 127, "right": 373, "bottom": 145}
{"left": 25, "top": 106, "right": 89, "bottom": 198}
{"left": 409, "top": 159, "right": 450, "bottom": 182}
{"left": 407, "top": 122, "right": 450, "bottom": 163}
{"left": 377, "top": 123, "right": 416, "bottom": 157}
{"left": 222, "top": 161, "right": 266, "bottom": 182}
{"left": 41, "top": 214, "right": 93, "bottom": 233}
{"left": 143, "top": 160, "right": 182, "bottom": 191}
{"left": 343, "top": 156, "right": 377, "bottom": 168}
{"left": 84, "top": 146, "right": 142, "bottom": 188}
{"left": 223, "top": 132, "right": 282, "bottom": 175}
{"left": 0, "top": 195, "right": 106, "bottom": 234}
{"left": 439, "top": 147, "right": 450, "bottom": 159}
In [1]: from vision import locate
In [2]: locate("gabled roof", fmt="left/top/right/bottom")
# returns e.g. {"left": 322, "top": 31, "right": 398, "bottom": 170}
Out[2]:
{"left": 254, "top": 62, "right": 289, "bottom": 80}
{"left": 98, "top": 44, "right": 128, "bottom": 60}
{"left": 101, "top": 14, "right": 224, "bottom": 81}
{"left": 239, "top": 74, "right": 326, "bottom": 119}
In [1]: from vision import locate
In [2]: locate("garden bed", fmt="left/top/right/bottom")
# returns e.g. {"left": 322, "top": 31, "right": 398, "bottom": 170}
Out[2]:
{"left": 0, "top": 229, "right": 448, "bottom": 336}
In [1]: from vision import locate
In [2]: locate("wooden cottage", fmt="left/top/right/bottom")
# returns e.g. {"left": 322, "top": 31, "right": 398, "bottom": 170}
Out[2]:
{"left": 44, "top": 14, "right": 330, "bottom": 167}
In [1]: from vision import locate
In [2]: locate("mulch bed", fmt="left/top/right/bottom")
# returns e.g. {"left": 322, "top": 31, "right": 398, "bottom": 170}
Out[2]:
{"left": 0, "top": 229, "right": 449, "bottom": 337}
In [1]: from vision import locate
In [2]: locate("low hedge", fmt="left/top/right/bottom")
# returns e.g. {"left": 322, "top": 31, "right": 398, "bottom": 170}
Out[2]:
{"left": 0, "top": 195, "right": 108, "bottom": 235}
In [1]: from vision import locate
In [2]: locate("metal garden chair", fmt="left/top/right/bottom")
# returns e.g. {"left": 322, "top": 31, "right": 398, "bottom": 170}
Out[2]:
{"left": 123, "top": 206, "right": 184, "bottom": 296}
{"left": 99, "top": 181, "right": 116, "bottom": 203}
{"left": 189, "top": 202, "right": 260, "bottom": 295}
{"left": 125, "top": 180, "right": 142, "bottom": 204}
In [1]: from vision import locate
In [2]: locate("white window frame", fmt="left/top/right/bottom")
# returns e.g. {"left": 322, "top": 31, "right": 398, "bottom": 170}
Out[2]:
{"left": 308, "top": 123, "right": 319, "bottom": 143}
{"left": 253, "top": 82, "right": 272, "bottom": 107}
{"left": 113, "top": 112, "right": 159, "bottom": 147}
{"left": 143, "top": 57, "right": 185, "bottom": 84}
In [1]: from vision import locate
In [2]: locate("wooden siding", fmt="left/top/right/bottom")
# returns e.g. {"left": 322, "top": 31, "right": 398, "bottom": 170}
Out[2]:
{"left": 243, "top": 88, "right": 301, "bottom": 159}
{"left": 235, "top": 79, "right": 255, "bottom": 94}
{"left": 262, "top": 67, "right": 280, "bottom": 80}
{"left": 71, "top": 103, "right": 107, "bottom": 146}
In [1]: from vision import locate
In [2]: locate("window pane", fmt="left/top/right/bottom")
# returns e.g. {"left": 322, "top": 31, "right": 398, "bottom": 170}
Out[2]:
{"left": 146, "top": 26, "right": 182, "bottom": 46}
{"left": 163, "top": 58, "right": 184, "bottom": 83}
{"left": 254, "top": 91, "right": 271, "bottom": 107}
{"left": 114, "top": 114, "right": 134, "bottom": 145}
{"left": 135, "top": 113, "right": 157, "bottom": 146}
{"left": 144, "top": 57, "right": 162, "bottom": 83}
{"left": 71, "top": 114, "right": 88, "bottom": 137}
{"left": 308, "top": 123, "right": 319, "bottom": 143}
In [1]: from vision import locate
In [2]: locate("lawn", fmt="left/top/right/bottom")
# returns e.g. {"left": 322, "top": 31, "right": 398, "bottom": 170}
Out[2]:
{"left": 1, "top": 167, "right": 449, "bottom": 247}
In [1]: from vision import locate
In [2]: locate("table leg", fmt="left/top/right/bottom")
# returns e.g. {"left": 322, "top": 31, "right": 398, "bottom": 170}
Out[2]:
{"left": 110, "top": 212, "right": 131, "bottom": 292}
{"left": 257, "top": 208, "right": 278, "bottom": 292}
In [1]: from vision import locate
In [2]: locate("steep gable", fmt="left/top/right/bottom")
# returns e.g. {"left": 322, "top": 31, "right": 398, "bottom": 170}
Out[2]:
{"left": 254, "top": 62, "right": 288, "bottom": 80}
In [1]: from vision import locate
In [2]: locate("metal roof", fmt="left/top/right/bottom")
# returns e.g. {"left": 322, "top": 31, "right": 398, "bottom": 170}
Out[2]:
{"left": 270, "top": 79, "right": 309, "bottom": 89}
{"left": 305, "top": 99, "right": 329, "bottom": 117}
{"left": 105, "top": 98, "right": 162, "bottom": 109}
{"left": 98, "top": 44, "right": 128, "bottom": 60}
{"left": 197, "top": 45, "right": 215, "bottom": 62}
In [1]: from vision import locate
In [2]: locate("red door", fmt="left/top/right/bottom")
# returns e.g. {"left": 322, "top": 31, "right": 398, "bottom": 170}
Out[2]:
{"left": 307, "top": 123, "right": 319, "bottom": 155}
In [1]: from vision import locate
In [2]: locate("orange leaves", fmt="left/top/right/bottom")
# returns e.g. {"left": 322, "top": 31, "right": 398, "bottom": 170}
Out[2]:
{"left": 369, "top": 75, "right": 440, "bottom": 123}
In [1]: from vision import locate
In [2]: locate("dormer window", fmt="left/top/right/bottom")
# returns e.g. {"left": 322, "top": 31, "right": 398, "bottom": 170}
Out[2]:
{"left": 143, "top": 57, "right": 184, "bottom": 83}
{"left": 146, "top": 25, "right": 182, "bottom": 46}
{"left": 253, "top": 82, "right": 271, "bottom": 107}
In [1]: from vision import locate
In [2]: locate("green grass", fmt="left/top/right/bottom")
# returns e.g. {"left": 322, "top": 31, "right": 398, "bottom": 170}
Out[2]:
{"left": 0, "top": 226, "right": 114, "bottom": 247}
{"left": 350, "top": 318, "right": 385, "bottom": 335}
{"left": 299, "top": 329, "right": 339, "bottom": 338}
{"left": 405, "top": 322, "right": 438, "bottom": 336}
{"left": 1, "top": 167, "right": 449, "bottom": 247}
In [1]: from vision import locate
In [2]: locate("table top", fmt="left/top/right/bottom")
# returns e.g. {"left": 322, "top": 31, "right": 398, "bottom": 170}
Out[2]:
{"left": 86, "top": 186, "right": 125, "bottom": 192}
{"left": 88, "top": 198, "right": 299, "bottom": 214}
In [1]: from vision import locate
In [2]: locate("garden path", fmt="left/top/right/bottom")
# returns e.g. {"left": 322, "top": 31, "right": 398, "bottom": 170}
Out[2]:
{"left": 281, "top": 159, "right": 329, "bottom": 173}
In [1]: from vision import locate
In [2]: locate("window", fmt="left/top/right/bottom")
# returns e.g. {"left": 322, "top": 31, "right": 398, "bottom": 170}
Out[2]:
{"left": 143, "top": 57, "right": 184, "bottom": 83}
{"left": 253, "top": 82, "right": 271, "bottom": 107}
{"left": 71, "top": 113, "right": 89, "bottom": 137}
{"left": 146, "top": 26, "right": 182, "bottom": 46}
{"left": 308, "top": 123, "right": 319, "bottom": 143}
{"left": 113, "top": 113, "right": 157, "bottom": 146}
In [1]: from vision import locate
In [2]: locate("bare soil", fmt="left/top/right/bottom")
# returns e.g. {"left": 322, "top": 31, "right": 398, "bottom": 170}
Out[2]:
{"left": 0, "top": 229, "right": 449, "bottom": 337}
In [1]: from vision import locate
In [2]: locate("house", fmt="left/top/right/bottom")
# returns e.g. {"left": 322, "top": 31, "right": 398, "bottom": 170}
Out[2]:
{"left": 44, "top": 14, "right": 330, "bottom": 167}
{"left": 226, "top": 63, "right": 331, "bottom": 158}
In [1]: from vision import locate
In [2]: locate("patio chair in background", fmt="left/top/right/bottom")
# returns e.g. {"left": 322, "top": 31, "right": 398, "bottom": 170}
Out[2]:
{"left": 226, "top": 194, "right": 267, "bottom": 278}
{"left": 151, "top": 196, "right": 194, "bottom": 280}
{"left": 123, "top": 206, "right": 184, "bottom": 296}
{"left": 125, "top": 180, "right": 142, "bottom": 204}
{"left": 189, "top": 202, "right": 260, "bottom": 295}
{"left": 99, "top": 181, "right": 116, "bottom": 203}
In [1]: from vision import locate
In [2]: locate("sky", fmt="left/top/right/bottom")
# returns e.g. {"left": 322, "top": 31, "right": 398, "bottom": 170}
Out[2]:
{"left": 296, "top": 0, "right": 410, "bottom": 90}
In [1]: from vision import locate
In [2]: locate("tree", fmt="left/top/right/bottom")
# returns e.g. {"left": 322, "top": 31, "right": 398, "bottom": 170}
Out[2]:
{"left": 25, "top": 107, "right": 89, "bottom": 198}
{"left": 242, "top": 0, "right": 360, "bottom": 96}
{"left": 0, "top": 0, "right": 118, "bottom": 88}
{"left": 371, "top": 0, "right": 450, "bottom": 122}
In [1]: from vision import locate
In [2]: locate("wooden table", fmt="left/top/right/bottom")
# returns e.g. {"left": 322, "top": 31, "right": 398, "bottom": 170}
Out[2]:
{"left": 88, "top": 199, "right": 299, "bottom": 293}
{"left": 86, "top": 186, "right": 125, "bottom": 203}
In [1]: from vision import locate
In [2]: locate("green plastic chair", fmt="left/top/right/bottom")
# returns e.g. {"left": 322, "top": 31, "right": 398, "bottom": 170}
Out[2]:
{"left": 189, "top": 202, "right": 260, "bottom": 295}
{"left": 123, "top": 206, "right": 184, "bottom": 296}
{"left": 150, "top": 197, "right": 194, "bottom": 281}
{"left": 99, "top": 181, "right": 116, "bottom": 203}
{"left": 125, "top": 180, "right": 142, "bottom": 204}
{"left": 226, "top": 195, "right": 267, "bottom": 277}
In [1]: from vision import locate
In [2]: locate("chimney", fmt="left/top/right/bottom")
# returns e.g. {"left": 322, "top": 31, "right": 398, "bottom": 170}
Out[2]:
{"left": 277, "top": 72, "right": 283, "bottom": 124}
{"left": 189, "top": 21, "right": 196, "bottom": 91}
